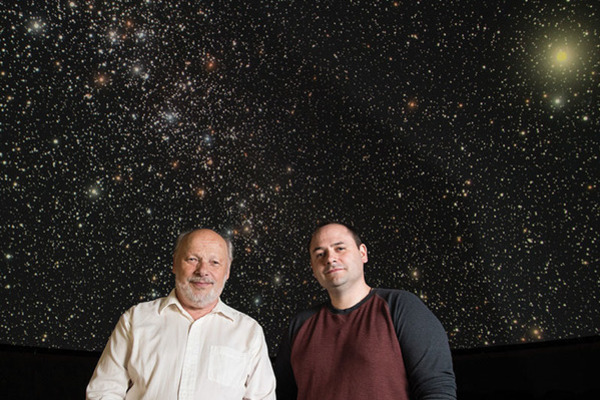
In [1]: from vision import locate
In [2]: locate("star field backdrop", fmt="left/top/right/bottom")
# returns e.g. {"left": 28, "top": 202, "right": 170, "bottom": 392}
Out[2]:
{"left": 1, "top": 1, "right": 599, "bottom": 355}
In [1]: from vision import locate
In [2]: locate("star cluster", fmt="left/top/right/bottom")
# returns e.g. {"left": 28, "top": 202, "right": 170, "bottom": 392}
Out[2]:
{"left": 1, "top": 1, "right": 598, "bottom": 354}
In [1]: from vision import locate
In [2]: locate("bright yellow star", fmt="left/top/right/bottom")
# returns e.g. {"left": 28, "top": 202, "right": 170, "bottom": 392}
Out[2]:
{"left": 556, "top": 49, "right": 568, "bottom": 62}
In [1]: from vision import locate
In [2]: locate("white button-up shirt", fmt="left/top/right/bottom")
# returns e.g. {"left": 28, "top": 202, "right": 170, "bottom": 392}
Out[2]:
{"left": 86, "top": 290, "right": 276, "bottom": 399}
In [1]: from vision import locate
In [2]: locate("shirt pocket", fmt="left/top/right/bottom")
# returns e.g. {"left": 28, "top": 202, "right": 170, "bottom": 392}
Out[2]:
{"left": 208, "top": 345, "right": 249, "bottom": 387}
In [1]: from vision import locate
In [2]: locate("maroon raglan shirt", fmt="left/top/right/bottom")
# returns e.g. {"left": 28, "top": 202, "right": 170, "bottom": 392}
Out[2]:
{"left": 274, "top": 289, "right": 457, "bottom": 400}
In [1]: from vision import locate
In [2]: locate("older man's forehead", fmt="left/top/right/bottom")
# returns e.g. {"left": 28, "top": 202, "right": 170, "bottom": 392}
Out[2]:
{"left": 187, "top": 239, "right": 227, "bottom": 248}
{"left": 181, "top": 234, "right": 227, "bottom": 249}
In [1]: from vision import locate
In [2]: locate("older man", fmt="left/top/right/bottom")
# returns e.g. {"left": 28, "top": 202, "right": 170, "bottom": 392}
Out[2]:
{"left": 87, "top": 229, "right": 276, "bottom": 400}
{"left": 275, "top": 222, "right": 456, "bottom": 400}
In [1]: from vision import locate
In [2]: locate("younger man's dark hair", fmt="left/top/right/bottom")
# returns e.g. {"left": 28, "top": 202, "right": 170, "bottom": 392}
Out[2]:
{"left": 307, "top": 221, "right": 363, "bottom": 253}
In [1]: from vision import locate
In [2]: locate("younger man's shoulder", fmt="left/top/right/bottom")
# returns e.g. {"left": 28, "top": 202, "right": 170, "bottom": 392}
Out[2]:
{"left": 372, "top": 287, "right": 417, "bottom": 300}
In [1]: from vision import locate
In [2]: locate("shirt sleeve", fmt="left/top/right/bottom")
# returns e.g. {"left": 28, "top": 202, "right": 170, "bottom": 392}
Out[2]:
{"left": 274, "top": 306, "right": 321, "bottom": 400}
{"left": 86, "top": 311, "right": 133, "bottom": 400}
{"left": 243, "top": 326, "right": 277, "bottom": 400}
{"left": 385, "top": 290, "right": 457, "bottom": 400}
{"left": 273, "top": 324, "right": 298, "bottom": 400}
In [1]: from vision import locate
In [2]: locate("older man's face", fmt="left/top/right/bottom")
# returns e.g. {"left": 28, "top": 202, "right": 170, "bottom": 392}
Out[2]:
{"left": 172, "top": 229, "right": 230, "bottom": 313}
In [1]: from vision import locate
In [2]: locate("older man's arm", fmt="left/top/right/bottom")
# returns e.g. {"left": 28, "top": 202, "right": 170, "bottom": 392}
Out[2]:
{"left": 86, "top": 312, "right": 133, "bottom": 400}
{"left": 243, "top": 326, "right": 276, "bottom": 400}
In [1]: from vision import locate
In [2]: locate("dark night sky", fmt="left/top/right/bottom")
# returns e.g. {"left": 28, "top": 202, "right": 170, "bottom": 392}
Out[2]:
{"left": 1, "top": 1, "right": 598, "bottom": 355}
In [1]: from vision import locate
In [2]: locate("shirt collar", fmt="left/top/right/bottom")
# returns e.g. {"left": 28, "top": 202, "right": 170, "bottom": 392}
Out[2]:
{"left": 160, "top": 289, "right": 236, "bottom": 322}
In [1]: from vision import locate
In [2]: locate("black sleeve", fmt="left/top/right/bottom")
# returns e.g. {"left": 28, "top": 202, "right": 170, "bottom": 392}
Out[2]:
{"left": 274, "top": 306, "right": 321, "bottom": 400}
{"left": 274, "top": 325, "right": 298, "bottom": 400}
{"left": 376, "top": 289, "right": 457, "bottom": 400}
